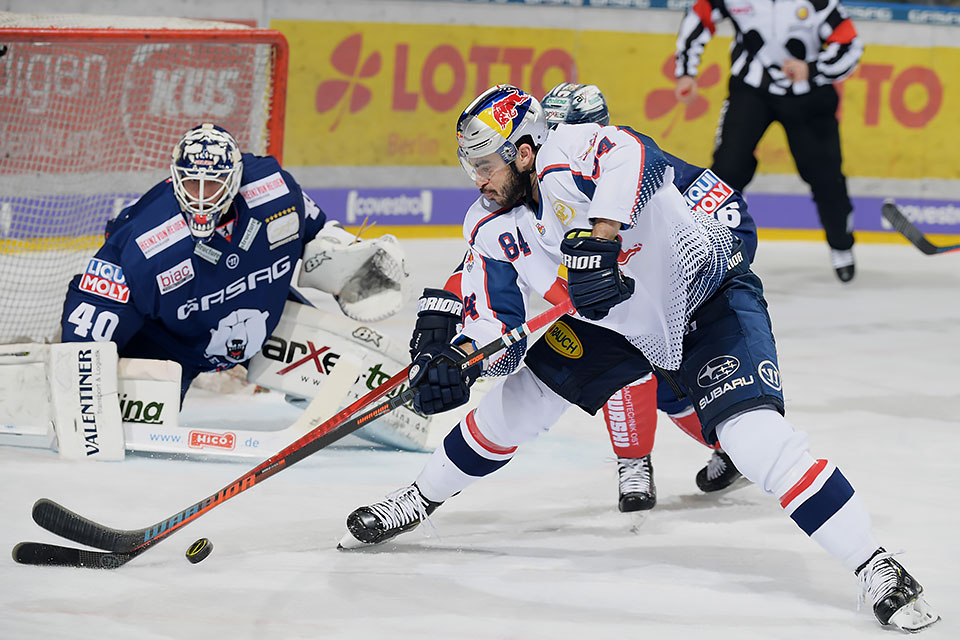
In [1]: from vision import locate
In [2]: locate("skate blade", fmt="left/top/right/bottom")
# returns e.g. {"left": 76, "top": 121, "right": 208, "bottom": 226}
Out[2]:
{"left": 888, "top": 595, "right": 940, "bottom": 632}
{"left": 626, "top": 510, "right": 649, "bottom": 534}
{"left": 336, "top": 530, "right": 369, "bottom": 550}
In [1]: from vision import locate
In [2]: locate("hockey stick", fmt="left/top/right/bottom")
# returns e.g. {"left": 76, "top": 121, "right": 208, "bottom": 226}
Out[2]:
{"left": 882, "top": 200, "right": 960, "bottom": 255}
{"left": 13, "top": 298, "right": 574, "bottom": 568}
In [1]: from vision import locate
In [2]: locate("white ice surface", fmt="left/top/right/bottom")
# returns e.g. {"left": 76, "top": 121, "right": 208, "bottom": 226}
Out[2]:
{"left": 1, "top": 239, "right": 957, "bottom": 640}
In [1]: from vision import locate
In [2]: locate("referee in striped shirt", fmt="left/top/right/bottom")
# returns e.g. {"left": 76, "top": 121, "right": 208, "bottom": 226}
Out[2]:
{"left": 675, "top": 0, "right": 863, "bottom": 282}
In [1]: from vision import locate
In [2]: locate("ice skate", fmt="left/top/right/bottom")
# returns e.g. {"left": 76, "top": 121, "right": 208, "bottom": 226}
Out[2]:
{"left": 338, "top": 484, "right": 441, "bottom": 549}
{"left": 695, "top": 449, "right": 746, "bottom": 493}
{"left": 617, "top": 455, "right": 656, "bottom": 512}
{"left": 857, "top": 548, "right": 940, "bottom": 632}
{"left": 831, "top": 248, "right": 855, "bottom": 283}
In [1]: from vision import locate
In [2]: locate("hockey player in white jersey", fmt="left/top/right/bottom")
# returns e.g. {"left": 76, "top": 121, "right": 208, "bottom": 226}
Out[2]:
{"left": 339, "top": 86, "right": 938, "bottom": 632}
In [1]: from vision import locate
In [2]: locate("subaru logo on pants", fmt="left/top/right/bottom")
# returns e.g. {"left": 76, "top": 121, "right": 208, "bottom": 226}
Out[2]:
{"left": 697, "top": 355, "right": 741, "bottom": 388}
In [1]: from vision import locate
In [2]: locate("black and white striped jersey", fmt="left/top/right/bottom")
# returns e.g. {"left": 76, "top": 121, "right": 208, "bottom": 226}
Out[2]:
{"left": 675, "top": 0, "right": 863, "bottom": 96}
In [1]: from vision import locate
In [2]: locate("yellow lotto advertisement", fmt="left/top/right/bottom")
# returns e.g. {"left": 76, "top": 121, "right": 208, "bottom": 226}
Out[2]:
{"left": 275, "top": 20, "right": 959, "bottom": 180}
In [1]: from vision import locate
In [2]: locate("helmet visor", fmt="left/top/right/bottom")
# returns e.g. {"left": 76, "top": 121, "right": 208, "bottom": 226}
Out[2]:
{"left": 457, "top": 140, "right": 517, "bottom": 182}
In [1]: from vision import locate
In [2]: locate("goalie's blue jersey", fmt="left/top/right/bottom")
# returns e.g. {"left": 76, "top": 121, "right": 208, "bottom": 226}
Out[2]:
{"left": 60, "top": 154, "right": 327, "bottom": 379}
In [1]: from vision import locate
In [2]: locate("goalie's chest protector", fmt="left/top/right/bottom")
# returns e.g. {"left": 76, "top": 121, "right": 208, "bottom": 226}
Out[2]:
{"left": 120, "top": 156, "right": 311, "bottom": 370}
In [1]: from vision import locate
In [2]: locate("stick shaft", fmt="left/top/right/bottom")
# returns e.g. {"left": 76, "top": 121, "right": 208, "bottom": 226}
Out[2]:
{"left": 25, "top": 298, "right": 575, "bottom": 564}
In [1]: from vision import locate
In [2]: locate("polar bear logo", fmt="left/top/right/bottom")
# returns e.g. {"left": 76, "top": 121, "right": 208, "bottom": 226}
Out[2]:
{"left": 204, "top": 309, "right": 270, "bottom": 363}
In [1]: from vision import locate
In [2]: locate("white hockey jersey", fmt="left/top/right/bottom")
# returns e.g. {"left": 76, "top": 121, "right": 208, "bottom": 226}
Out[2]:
{"left": 455, "top": 123, "right": 734, "bottom": 372}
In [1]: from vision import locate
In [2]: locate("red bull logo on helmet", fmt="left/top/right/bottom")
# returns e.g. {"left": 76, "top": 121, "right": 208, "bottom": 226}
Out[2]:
{"left": 478, "top": 88, "right": 530, "bottom": 137}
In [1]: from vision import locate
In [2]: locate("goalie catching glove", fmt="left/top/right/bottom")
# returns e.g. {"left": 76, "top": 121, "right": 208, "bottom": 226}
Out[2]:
{"left": 298, "top": 222, "right": 409, "bottom": 323}
{"left": 561, "top": 229, "right": 635, "bottom": 321}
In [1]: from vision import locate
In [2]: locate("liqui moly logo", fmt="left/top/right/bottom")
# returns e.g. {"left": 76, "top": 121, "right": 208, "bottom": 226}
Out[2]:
{"left": 188, "top": 430, "right": 236, "bottom": 450}
{"left": 683, "top": 170, "right": 734, "bottom": 216}
{"left": 79, "top": 258, "right": 130, "bottom": 303}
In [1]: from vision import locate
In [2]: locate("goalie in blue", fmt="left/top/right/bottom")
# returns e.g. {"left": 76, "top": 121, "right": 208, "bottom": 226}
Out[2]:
{"left": 60, "top": 124, "right": 407, "bottom": 401}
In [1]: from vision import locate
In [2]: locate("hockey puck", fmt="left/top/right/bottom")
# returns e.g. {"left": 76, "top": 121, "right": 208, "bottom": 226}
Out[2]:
{"left": 185, "top": 538, "right": 213, "bottom": 564}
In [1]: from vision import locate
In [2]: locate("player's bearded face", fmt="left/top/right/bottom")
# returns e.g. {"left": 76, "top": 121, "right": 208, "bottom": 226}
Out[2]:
{"left": 479, "top": 162, "right": 523, "bottom": 206}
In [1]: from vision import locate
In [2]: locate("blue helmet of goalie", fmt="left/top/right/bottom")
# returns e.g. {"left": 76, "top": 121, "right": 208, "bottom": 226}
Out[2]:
{"left": 456, "top": 84, "right": 547, "bottom": 183}
{"left": 541, "top": 83, "right": 610, "bottom": 129}
{"left": 171, "top": 123, "right": 243, "bottom": 239}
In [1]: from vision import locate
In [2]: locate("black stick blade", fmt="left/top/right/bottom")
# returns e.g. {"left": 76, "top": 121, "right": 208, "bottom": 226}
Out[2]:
{"left": 12, "top": 542, "right": 135, "bottom": 569}
{"left": 881, "top": 201, "right": 957, "bottom": 255}
{"left": 32, "top": 498, "right": 142, "bottom": 552}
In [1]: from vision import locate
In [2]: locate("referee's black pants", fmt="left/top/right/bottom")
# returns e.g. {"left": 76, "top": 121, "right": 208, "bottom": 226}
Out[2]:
{"left": 712, "top": 78, "right": 854, "bottom": 251}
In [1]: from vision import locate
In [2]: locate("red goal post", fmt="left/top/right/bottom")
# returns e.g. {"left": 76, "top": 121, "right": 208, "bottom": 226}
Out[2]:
{"left": 0, "top": 14, "right": 289, "bottom": 343}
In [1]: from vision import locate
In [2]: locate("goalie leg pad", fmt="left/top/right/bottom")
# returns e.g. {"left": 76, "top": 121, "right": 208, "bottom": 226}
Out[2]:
{"left": 0, "top": 345, "right": 55, "bottom": 437}
{"left": 50, "top": 342, "right": 125, "bottom": 461}
{"left": 0, "top": 345, "right": 187, "bottom": 461}
{"left": 247, "top": 301, "right": 431, "bottom": 451}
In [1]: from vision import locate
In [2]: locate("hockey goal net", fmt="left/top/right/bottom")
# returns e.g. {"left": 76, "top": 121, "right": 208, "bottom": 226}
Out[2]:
{"left": 0, "top": 13, "right": 288, "bottom": 343}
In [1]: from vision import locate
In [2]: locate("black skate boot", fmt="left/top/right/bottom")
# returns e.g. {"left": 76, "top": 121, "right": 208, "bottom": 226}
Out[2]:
{"left": 338, "top": 484, "right": 441, "bottom": 549}
{"left": 856, "top": 548, "right": 940, "bottom": 631}
{"left": 617, "top": 455, "right": 656, "bottom": 512}
{"left": 695, "top": 449, "right": 744, "bottom": 493}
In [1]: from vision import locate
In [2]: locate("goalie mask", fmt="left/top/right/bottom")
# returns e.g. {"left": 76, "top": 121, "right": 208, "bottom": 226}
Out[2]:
{"left": 542, "top": 83, "right": 610, "bottom": 129}
{"left": 456, "top": 85, "right": 547, "bottom": 183}
{"left": 171, "top": 123, "right": 243, "bottom": 239}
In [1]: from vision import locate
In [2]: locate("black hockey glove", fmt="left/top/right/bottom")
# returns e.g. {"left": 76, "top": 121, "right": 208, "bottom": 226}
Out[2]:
{"left": 409, "top": 288, "right": 464, "bottom": 361}
{"left": 409, "top": 344, "right": 482, "bottom": 416}
{"left": 560, "top": 229, "right": 635, "bottom": 321}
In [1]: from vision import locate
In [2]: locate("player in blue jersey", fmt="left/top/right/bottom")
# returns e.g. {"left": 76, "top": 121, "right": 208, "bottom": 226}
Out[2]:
{"left": 339, "top": 87, "right": 938, "bottom": 632}
{"left": 541, "top": 83, "right": 750, "bottom": 511}
{"left": 60, "top": 124, "right": 407, "bottom": 402}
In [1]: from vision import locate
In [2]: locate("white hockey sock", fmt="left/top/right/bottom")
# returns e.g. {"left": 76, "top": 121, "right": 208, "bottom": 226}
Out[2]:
{"left": 415, "top": 368, "right": 572, "bottom": 503}
{"left": 718, "top": 409, "right": 880, "bottom": 572}
{"left": 416, "top": 409, "right": 517, "bottom": 503}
